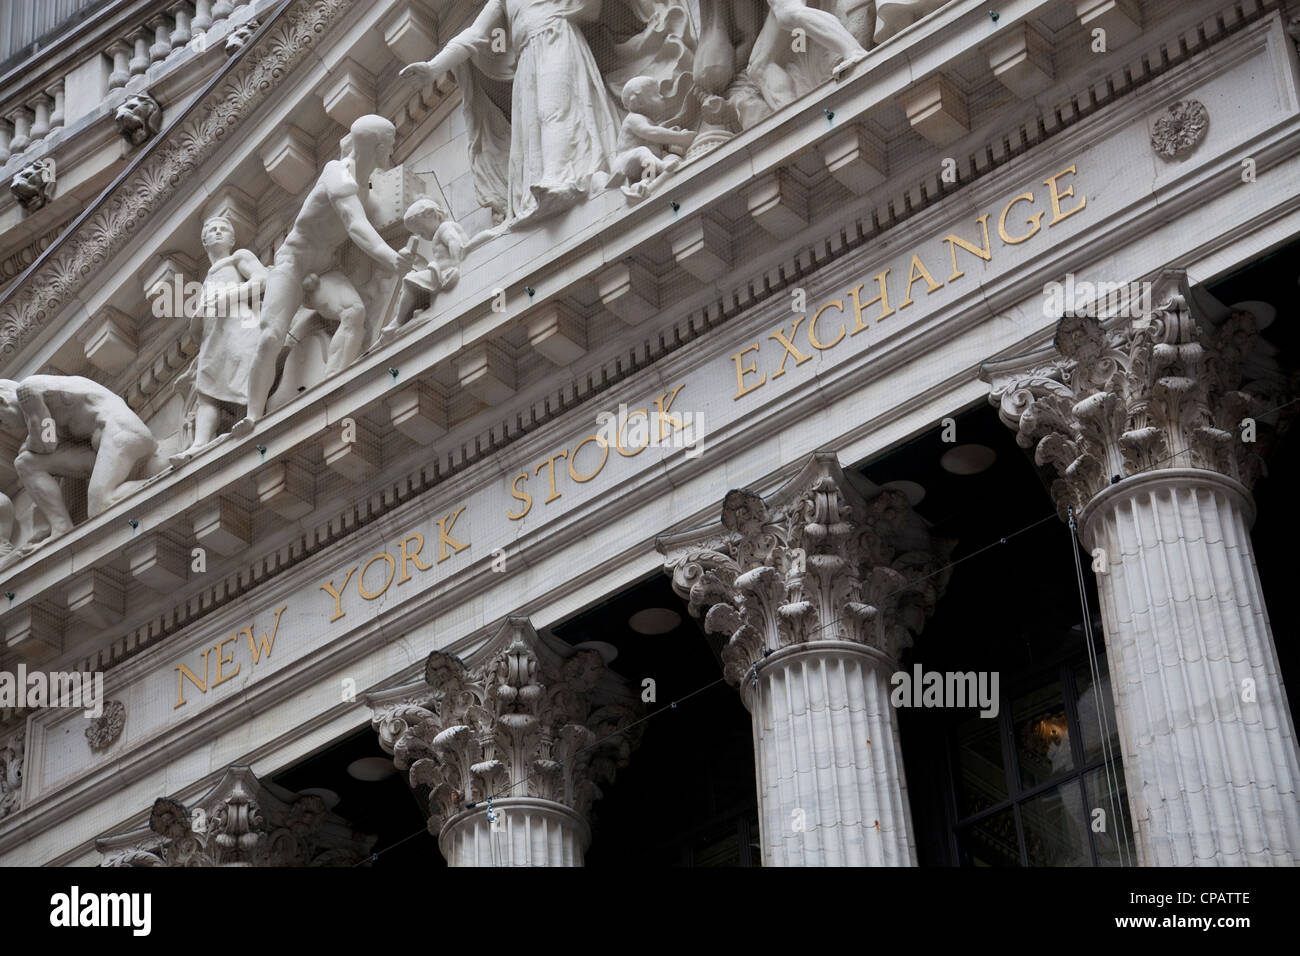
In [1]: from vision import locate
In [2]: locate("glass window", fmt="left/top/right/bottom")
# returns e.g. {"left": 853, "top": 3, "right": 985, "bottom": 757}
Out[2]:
{"left": 1013, "top": 680, "right": 1075, "bottom": 789}
{"left": 954, "top": 712, "right": 1007, "bottom": 817}
{"left": 947, "top": 646, "right": 1134, "bottom": 867}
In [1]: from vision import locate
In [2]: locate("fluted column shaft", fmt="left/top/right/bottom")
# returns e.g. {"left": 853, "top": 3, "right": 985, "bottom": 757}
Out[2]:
{"left": 748, "top": 641, "right": 914, "bottom": 866}
{"left": 1082, "top": 469, "right": 1300, "bottom": 865}
{"left": 440, "top": 798, "right": 589, "bottom": 867}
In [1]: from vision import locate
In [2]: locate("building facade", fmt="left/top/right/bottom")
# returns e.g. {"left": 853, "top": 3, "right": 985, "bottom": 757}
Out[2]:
{"left": 0, "top": 0, "right": 1297, "bottom": 868}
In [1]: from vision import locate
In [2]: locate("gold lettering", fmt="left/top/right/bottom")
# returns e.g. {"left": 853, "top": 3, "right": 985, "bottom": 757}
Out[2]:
{"left": 997, "top": 192, "right": 1044, "bottom": 245}
{"left": 768, "top": 317, "right": 812, "bottom": 379}
{"left": 535, "top": 452, "right": 568, "bottom": 504}
{"left": 731, "top": 344, "right": 766, "bottom": 399}
{"left": 900, "top": 254, "right": 944, "bottom": 308}
{"left": 211, "top": 635, "right": 240, "bottom": 689}
{"left": 358, "top": 552, "right": 397, "bottom": 600}
{"left": 941, "top": 213, "right": 992, "bottom": 281}
{"left": 568, "top": 434, "right": 610, "bottom": 483}
{"left": 245, "top": 605, "right": 286, "bottom": 664}
{"left": 320, "top": 566, "right": 358, "bottom": 622}
{"left": 507, "top": 473, "right": 532, "bottom": 520}
{"left": 1044, "top": 165, "right": 1086, "bottom": 226}
{"left": 436, "top": 506, "right": 470, "bottom": 562}
{"left": 173, "top": 646, "right": 213, "bottom": 709}
{"left": 616, "top": 409, "right": 651, "bottom": 457}
{"left": 808, "top": 300, "right": 846, "bottom": 350}
{"left": 848, "top": 270, "right": 894, "bottom": 332}
{"left": 397, "top": 533, "right": 434, "bottom": 583}
{"left": 653, "top": 384, "right": 687, "bottom": 442}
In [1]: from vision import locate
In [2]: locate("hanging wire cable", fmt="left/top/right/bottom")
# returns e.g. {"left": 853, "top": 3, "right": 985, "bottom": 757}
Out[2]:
{"left": 1067, "top": 505, "right": 1134, "bottom": 867}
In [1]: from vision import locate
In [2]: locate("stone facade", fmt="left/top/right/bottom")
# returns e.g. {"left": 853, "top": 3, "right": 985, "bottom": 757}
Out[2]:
{"left": 0, "top": 0, "right": 1295, "bottom": 868}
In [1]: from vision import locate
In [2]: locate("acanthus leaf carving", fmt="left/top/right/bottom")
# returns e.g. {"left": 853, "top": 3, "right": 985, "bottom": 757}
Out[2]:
{"left": 369, "top": 617, "right": 641, "bottom": 834}
{"left": 96, "top": 765, "right": 374, "bottom": 867}
{"left": 659, "top": 452, "right": 954, "bottom": 684}
{"left": 982, "top": 271, "right": 1292, "bottom": 515}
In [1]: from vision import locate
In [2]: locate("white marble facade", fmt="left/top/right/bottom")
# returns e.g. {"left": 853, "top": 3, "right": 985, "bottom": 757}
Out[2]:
{"left": 0, "top": 0, "right": 1296, "bottom": 868}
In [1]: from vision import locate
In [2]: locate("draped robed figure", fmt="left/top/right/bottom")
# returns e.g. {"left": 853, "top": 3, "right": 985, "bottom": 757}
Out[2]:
{"left": 401, "top": 0, "right": 694, "bottom": 226}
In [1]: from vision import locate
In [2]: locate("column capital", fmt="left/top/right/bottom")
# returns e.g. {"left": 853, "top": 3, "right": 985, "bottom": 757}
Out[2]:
{"left": 368, "top": 617, "right": 639, "bottom": 837}
{"left": 95, "top": 766, "right": 374, "bottom": 866}
{"left": 980, "top": 269, "right": 1290, "bottom": 519}
{"left": 658, "top": 452, "right": 953, "bottom": 686}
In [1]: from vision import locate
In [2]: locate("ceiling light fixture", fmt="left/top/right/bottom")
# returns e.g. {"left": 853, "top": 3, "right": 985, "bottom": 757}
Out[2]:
{"left": 940, "top": 444, "right": 997, "bottom": 475}
{"left": 628, "top": 607, "right": 681, "bottom": 635}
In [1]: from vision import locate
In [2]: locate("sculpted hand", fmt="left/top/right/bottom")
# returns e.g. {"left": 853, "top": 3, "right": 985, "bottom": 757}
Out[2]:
{"left": 399, "top": 61, "right": 442, "bottom": 85}
{"left": 395, "top": 247, "right": 421, "bottom": 275}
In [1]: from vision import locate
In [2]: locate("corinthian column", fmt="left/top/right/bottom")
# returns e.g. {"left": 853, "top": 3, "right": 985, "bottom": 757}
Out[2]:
{"left": 982, "top": 269, "right": 1300, "bottom": 866}
{"left": 95, "top": 766, "right": 374, "bottom": 866}
{"left": 369, "top": 617, "right": 639, "bottom": 867}
{"left": 659, "top": 453, "right": 952, "bottom": 866}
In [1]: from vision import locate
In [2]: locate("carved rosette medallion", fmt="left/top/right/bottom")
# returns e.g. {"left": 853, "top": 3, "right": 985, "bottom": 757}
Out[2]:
{"left": 369, "top": 617, "right": 640, "bottom": 836}
{"left": 95, "top": 766, "right": 374, "bottom": 866}
{"left": 659, "top": 453, "right": 954, "bottom": 688}
{"left": 981, "top": 270, "right": 1289, "bottom": 520}
{"left": 85, "top": 699, "right": 126, "bottom": 752}
{"left": 1150, "top": 100, "right": 1209, "bottom": 160}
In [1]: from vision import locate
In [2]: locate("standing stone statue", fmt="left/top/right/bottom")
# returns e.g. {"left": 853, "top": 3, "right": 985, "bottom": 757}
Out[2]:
{"left": 170, "top": 215, "right": 267, "bottom": 467}
{"left": 232, "top": 115, "right": 414, "bottom": 436}
{"left": 0, "top": 376, "right": 157, "bottom": 543}
{"left": 399, "top": 0, "right": 624, "bottom": 226}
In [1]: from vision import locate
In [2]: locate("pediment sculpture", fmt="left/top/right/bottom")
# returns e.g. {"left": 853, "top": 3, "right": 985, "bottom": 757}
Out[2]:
{"left": 0, "top": 375, "right": 158, "bottom": 559}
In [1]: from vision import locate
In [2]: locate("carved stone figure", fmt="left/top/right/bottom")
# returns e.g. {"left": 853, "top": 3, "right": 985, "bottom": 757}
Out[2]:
{"left": 0, "top": 376, "right": 158, "bottom": 542}
{"left": 170, "top": 216, "right": 267, "bottom": 467}
{"left": 0, "top": 492, "right": 13, "bottom": 566}
{"left": 376, "top": 196, "right": 469, "bottom": 344}
{"left": 232, "top": 115, "right": 415, "bottom": 435}
{"left": 114, "top": 93, "right": 163, "bottom": 147}
{"left": 610, "top": 76, "right": 694, "bottom": 200}
{"left": 400, "top": 0, "right": 625, "bottom": 226}
{"left": 763, "top": 0, "right": 868, "bottom": 77}
{"left": 10, "top": 158, "right": 55, "bottom": 212}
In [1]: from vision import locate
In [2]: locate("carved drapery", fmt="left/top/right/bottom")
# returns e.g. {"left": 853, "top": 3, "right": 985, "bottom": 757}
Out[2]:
{"left": 95, "top": 765, "right": 374, "bottom": 866}
{"left": 659, "top": 452, "right": 953, "bottom": 865}
{"left": 980, "top": 269, "right": 1300, "bottom": 866}
{"left": 369, "top": 616, "right": 640, "bottom": 866}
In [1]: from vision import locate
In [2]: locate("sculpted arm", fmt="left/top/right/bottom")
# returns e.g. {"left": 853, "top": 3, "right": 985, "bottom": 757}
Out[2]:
{"left": 326, "top": 172, "right": 400, "bottom": 272}
{"left": 235, "top": 249, "right": 269, "bottom": 301}
{"left": 400, "top": 0, "right": 507, "bottom": 82}
{"left": 15, "top": 380, "right": 54, "bottom": 453}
